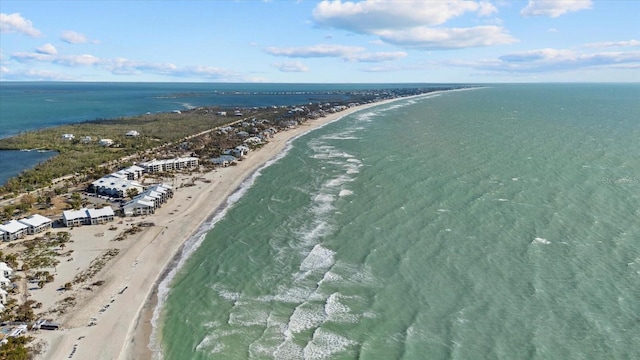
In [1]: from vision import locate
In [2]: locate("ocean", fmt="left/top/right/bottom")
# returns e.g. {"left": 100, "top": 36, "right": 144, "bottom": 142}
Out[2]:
{"left": 2, "top": 83, "right": 639, "bottom": 359}
{"left": 0, "top": 82, "right": 447, "bottom": 186}
{"left": 154, "top": 84, "right": 640, "bottom": 359}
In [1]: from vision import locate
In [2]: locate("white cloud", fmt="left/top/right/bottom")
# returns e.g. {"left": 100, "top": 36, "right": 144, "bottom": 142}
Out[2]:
{"left": 103, "top": 58, "right": 177, "bottom": 75}
{"left": 103, "top": 58, "right": 239, "bottom": 80}
{"left": 377, "top": 25, "right": 517, "bottom": 50}
{"left": 0, "top": 67, "right": 73, "bottom": 80}
{"left": 11, "top": 51, "right": 53, "bottom": 63}
{"left": 0, "top": 13, "right": 42, "bottom": 37}
{"left": 61, "top": 30, "right": 99, "bottom": 44}
{"left": 266, "top": 44, "right": 406, "bottom": 62}
{"left": 453, "top": 47, "right": 640, "bottom": 74}
{"left": 272, "top": 61, "right": 310, "bottom": 72}
{"left": 312, "top": 0, "right": 514, "bottom": 50}
{"left": 583, "top": 40, "right": 640, "bottom": 48}
{"left": 313, "top": 0, "right": 496, "bottom": 31}
{"left": 36, "top": 43, "right": 58, "bottom": 55}
{"left": 521, "top": 0, "right": 592, "bottom": 17}
{"left": 344, "top": 51, "right": 407, "bottom": 62}
{"left": 266, "top": 44, "right": 365, "bottom": 58}
{"left": 175, "top": 65, "right": 236, "bottom": 79}
{"left": 54, "top": 54, "right": 102, "bottom": 66}
{"left": 6, "top": 46, "right": 247, "bottom": 81}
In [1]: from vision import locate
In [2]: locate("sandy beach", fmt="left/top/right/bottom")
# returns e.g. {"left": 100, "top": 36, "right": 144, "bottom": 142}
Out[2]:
{"left": 24, "top": 98, "right": 402, "bottom": 360}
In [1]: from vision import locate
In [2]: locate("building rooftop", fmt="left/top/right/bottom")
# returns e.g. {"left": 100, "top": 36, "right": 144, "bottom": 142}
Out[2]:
{"left": 18, "top": 214, "right": 52, "bottom": 228}
{"left": 0, "top": 220, "right": 28, "bottom": 234}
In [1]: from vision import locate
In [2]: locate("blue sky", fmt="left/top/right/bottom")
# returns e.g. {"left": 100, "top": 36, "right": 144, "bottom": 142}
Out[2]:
{"left": 1, "top": 0, "right": 639, "bottom": 82}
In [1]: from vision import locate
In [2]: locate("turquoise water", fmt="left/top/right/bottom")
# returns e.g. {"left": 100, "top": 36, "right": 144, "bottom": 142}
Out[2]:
{"left": 157, "top": 84, "right": 640, "bottom": 359}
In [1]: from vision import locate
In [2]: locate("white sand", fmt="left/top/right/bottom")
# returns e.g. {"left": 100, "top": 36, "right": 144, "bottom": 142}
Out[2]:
{"left": 29, "top": 98, "right": 403, "bottom": 360}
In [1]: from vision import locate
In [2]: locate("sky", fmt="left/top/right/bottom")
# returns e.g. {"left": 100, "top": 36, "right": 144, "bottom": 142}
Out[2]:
{"left": 0, "top": 0, "right": 639, "bottom": 83}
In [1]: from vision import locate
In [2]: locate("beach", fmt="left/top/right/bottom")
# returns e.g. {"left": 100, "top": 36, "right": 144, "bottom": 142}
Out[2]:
{"left": 28, "top": 99, "right": 396, "bottom": 360}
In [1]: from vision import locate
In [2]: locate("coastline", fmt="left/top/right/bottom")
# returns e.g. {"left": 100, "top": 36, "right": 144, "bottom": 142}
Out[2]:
{"left": 30, "top": 95, "right": 415, "bottom": 360}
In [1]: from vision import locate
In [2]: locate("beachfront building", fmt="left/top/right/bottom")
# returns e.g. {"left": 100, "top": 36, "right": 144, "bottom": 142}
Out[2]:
{"left": 0, "top": 220, "right": 28, "bottom": 242}
{"left": 90, "top": 175, "right": 144, "bottom": 198}
{"left": 62, "top": 209, "right": 87, "bottom": 227}
{"left": 244, "top": 136, "right": 262, "bottom": 146}
{"left": 224, "top": 145, "right": 249, "bottom": 158}
{"left": 61, "top": 133, "right": 74, "bottom": 141}
{"left": 88, "top": 207, "right": 115, "bottom": 224}
{"left": 122, "top": 198, "right": 155, "bottom": 216}
{"left": 211, "top": 154, "right": 237, "bottom": 167}
{"left": 18, "top": 214, "right": 52, "bottom": 235}
{"left": 140, "top": 157, "right": 199, "bottom": 173}
{"left": 122, "top": 183, "right": 173, "bottom": 216}
{"left": 126, "top": 130, "right": 140, "bottom": 137}
{"left": 146, "top": 183, "right": 173, "bottom": 201}
{"left": 62, "top": 206, "right": 115, "bottom": 227}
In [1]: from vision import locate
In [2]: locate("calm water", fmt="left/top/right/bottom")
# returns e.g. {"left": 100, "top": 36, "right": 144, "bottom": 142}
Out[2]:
{"left": 0, "top": 82, "right": 450, "bottom": 186}
{"left": 156, "top": 84, "right": 640, "bottom": 359}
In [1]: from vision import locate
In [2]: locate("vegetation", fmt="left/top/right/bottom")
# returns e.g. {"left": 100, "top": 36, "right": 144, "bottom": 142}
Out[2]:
{"left": 20, "top": 232, "right": 71, "bottom": 272}
{"left": 0, "top": 335, "right": 32, "bottom": 360}
{"left": 0, "top": 107, "right": 258, "bottom": 196}
{"left": 0, "top": 299, "right": 40, "bottom": 323}
{"left": 72, "top": 249, "right": 120, "bottom": 284}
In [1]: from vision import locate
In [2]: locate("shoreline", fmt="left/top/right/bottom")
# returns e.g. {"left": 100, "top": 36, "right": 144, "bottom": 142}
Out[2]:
{"left": 28, "top": 94, "right": 420, "bottom": 360}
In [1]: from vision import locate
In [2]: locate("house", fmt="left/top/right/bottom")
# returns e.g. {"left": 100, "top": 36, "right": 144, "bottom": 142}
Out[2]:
{"left": 0, "top": 220, "right": 28, "bottom": 241}
{"left": 211, "top": 155, "right": 237, "bottom": 167}
{"left": 126, "top": 130, "right": 140, "bottom": 137}
{"left": 114, "top": 165, "right": 145, "bottom": 180}
{"left": 0, "top": 263, "right": 12, "bottom": 279}
{"left": 122, "top": 198, "right": 155, "bottom": 216}
{"left": 18, "top": 214, "right": 52, "bottom": 235}
{"left": 99, "top": 138, "right": 114, "bottom": 147}
{"left": 91, "top": 176, "right": 144, "bottom": 198}
{"left": 244, "top": 136, "right": 262, "bottom": 146}
{"left": 87, "top": 207, "right": 115, "bottom": 225}
{"left": 216, "top": 111, "right": 227, "bottom": 116}
{"left": 236, "top": 131, "right": 249, "bottom": 138}
{"left": 62, "top": 207, "right": 115, "bottom": 227}
{"left": 62, "top": 209, "right": 89, "bottom": 227}
{"left": 218, "top": 126, "right": 234, "bottom": 134}
{"left": 234, "top": 145, "right": 250, "bottom": 157}
{"left": 121, "top": 183, "right": 173, "bottom": 217}
{"left": 148, "top": 183, "right": 173, "bottom": 199}
{"left": 61, "top": 133, "right": 74, "bottom": 141}
{"left": 81, "top": 136, "right": 92, "bottom": 144}
{"left": 140, "top": 157, "right": 199, "bottom": 173}
{"left": 289, "top": 107, "right": 305, "bottom": 114}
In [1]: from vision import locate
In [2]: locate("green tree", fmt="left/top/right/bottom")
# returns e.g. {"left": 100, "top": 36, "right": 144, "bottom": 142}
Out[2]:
{"left": 20, "top": 194, "right": 36, "bottom": 209}
{"left": 0, "top": 336, "right": 31, "bottom": 360}
{"left": 126, "top": 188, "right": 139, "bottom": 199}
